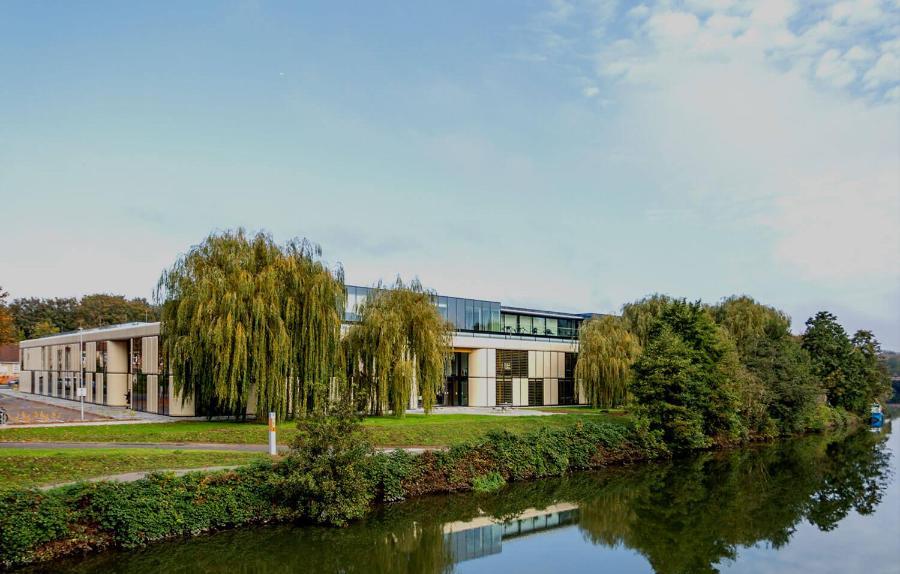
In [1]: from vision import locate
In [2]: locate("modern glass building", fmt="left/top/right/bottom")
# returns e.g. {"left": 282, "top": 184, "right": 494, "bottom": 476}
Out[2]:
{"left": 17, "top": 286, "right": 595, "bottom": 415}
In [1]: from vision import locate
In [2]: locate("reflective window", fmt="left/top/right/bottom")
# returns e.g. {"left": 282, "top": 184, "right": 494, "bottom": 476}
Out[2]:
{"left": 503, "top": 313, "right": 517, "bottom": 334}
{"left": 518, "top": 315, "right": 532, "bottom": 335}
{"left": 490, "top": 303, "right": 501, "bottom": 332}
{"left": 546, "top": 317, "right": 558, "bottom": 336}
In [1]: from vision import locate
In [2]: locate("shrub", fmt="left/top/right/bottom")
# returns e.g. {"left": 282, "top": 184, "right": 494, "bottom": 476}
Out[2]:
{"left": 472, "top": 472, "right": 506, "bottom": 493}
{"left": 368, "top": 448, "right": 420, "bottom": 502}
{"left": 0, "top": 488, "right": 70, "bottom": 569}
{"left": 269, "top": 410, "right": 374, "bottom": 526}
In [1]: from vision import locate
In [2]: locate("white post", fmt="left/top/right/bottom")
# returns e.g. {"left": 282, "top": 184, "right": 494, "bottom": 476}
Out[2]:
{"left": 79, "top": 328, "right": 84, "bottom": 421}
{"left": 268, "top": 412, "right": 277, "bottom": 455}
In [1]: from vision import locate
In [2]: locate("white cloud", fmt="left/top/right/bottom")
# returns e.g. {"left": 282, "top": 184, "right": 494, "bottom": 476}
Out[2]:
{"left": 815, "top": 49, "right": 857, "bottom": 87}
{"left": 551, "top": 1, "right": 900, "bottom": 284}
{"left": 582, "top": 85, "right": 600, "bottom": 97}
{"left": 862, "top": 52, "right": 899, "bottom": 89}
{"left": 646, "top": 11, "right": 700, "bottom": 43}
{"left": 769, "top": 172, "right": 900, "bottom": 282}
{"left": 627, "top": 4, "right": 650, "bottom": 20}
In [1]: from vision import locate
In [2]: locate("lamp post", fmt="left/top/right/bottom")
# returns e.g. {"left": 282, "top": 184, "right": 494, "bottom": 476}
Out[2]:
{"left": 78, "top": 327, "right": 84, "bottom": 421}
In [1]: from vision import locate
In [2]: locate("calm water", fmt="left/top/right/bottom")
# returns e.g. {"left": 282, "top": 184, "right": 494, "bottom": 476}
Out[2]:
{"left": 40, "top": 425, "right": 898, "bottom": 574}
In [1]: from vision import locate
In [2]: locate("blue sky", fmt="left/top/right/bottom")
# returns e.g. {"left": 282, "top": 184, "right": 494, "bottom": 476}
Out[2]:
{"left": 2, "top": 1, "right": 898, "bottom": 348}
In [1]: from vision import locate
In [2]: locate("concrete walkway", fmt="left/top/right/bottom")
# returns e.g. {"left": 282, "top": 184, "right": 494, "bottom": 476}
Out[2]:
{"left": 0, "top": 440, "right": 436, "bottom": 454}
{"left": 38, "top": 465, "right": 242, "bottom": 491}
{"left": 0, "top": 388, "right": 171, "bottom": 422}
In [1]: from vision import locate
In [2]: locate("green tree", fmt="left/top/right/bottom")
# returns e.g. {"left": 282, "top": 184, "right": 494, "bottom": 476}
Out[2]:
{"left": 0, "top": 287, "right": 16, "bottom": 344}
{"left": 344, "top": 278, "right": 451, "bottom": 416}
{"left": 802, "top": 312, "right": 870, "bottom": 414}
{"left": 743, "top": 322, "right": 819, "bottom": 435}
{"left": 30, "top": 320, "right": 60, "bottom": 338}
{"left": 157, "top": 229, "right": 345, "bottom": 419}
{"left": 621, "top": 294, "right": 673, "bottom": 348}
{"left": 850, "top": 330, "right": 891, "bottom": 406}
{"left": 631, "top": 299, "right": 744, "bottom": 450}
{"left": 74, "top": 294, "right": 159, "bottom": 327}
{"left": 712, "top": 295, "right": 791, "bottom": 356}
{"left": 713, "top": 296, "right": 819, "bottom": 435}
{"left": 9, "top": 297, "right": 78, "bottom": 339}
{"left": 575, "top": 315, "right": 641, "bottom": 408}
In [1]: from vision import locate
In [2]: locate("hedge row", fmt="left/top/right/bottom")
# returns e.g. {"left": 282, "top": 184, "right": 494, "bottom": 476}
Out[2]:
{"left": 0, "top": 421, "right": 662, "bottom": 570}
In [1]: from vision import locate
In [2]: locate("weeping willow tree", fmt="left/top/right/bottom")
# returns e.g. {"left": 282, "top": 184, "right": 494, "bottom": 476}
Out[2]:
{"left": 343, "top": 278, "right": 451, "bottom": 416}
{"left": 575, "top": 315, "right": 641, "bottom": 408}
{"left": 156, "top": 229, "right": 345, "bottom": 420}
{"left": 621, "top": 294, "right": 673, "bottom": 348}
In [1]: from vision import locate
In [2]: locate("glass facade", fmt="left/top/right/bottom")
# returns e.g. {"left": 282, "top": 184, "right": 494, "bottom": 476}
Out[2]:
{"left": 440, "top": 352, "right": 469, "bottom": 406}
{"left": 344, "top": 285, "right": 579, "bottom": 338}
{"left": 131, "top": 338, "right": 147, "bottom": 412}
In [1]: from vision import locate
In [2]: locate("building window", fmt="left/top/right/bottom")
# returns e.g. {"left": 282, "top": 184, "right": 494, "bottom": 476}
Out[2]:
{"left": 497, "top": 350, "right": 527, "bottom": 378}
{"left": 558, "top": 379, "right": 575, "bottom": 405}
{"left": 158, "top": 375, "right": 169, "bottom": 415}
{"left": 496, "top": 378, "right": 512, "bottom": 405}
{"left": 442, "top": 352, "right": 469, "bottom": 406}
{"left": 133, "top": 373, "right": 147, "bottom": 412}
{"left": 528, "top": 378, "right": 544, "bottom": 406}
{"left": 96, "top": 341, "right": 107, "bottom": 372}
{"left": 130, "top": 338, "right": 143, "bottom": 374}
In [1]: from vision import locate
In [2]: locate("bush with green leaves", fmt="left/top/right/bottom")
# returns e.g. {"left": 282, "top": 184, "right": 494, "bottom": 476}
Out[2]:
{"left": 369, "top": 421, "right": 663, "bottom": 501}
{"left": 269, "top": 409, "right": 375, "bottom": 526}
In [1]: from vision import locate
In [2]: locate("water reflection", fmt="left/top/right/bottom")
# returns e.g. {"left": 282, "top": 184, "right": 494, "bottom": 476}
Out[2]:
{"left": 444, "top": 503, "right": 579, "bottom": 563}
{"left": 39, "top": 428, "right": 895, "bottom": 574}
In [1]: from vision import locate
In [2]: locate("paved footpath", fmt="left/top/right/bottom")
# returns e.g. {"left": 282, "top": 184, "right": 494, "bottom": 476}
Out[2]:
{"left": 0, "top": 440, "right": 435, "bottom": 454}
{"left": 38, "top": 465, "right": 243, "bottom": 491}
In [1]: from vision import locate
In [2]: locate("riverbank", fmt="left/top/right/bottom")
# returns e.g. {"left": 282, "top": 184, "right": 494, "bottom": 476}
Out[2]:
{"left": 0, "top": 412, "right": 861, "bottom": 571}
{"left": 0, "top": 419, "right": 655, "bottom": 569}
{"left": 40, "top": 427, "right": 896, "bottom": 574}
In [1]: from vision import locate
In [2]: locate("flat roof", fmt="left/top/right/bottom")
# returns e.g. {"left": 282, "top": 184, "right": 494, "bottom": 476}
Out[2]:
{"left": 19, "top": 322, "right": 160, "bottom": 348}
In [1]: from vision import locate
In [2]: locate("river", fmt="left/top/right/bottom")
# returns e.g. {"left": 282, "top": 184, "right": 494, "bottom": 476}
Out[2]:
{"left": 35, "top": 424, "right": 898, "bottom": 574}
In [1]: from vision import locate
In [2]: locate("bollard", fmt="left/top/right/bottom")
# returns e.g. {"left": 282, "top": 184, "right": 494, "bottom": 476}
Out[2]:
{"left": 268, "top": 412, "right": 277, "bottom": 455}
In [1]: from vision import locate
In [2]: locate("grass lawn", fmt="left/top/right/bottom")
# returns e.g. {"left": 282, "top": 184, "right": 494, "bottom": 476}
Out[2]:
{"left": 362, "top": 411, "right": 630, "bottom": 446}
{"left": 0, "top": 448, "right": 266, "bottom": 488}
{"left": 0, "top": 411, "right": 631, "bottom": 448}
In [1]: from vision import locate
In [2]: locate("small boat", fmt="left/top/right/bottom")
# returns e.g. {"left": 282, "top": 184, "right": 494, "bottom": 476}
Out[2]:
{"left": 870, "top": 402, "right": 884, "bottom": 428}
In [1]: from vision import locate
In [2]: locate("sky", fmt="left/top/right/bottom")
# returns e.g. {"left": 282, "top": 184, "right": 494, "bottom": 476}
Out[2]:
{"left": 1, "top": 0, "right": 898, "bottom": 348}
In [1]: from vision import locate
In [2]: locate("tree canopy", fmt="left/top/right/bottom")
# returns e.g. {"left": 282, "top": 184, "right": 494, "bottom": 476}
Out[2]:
{"left": 8, "top": 294, "right": 158, "bottom": 340}
{"left": 801, "top": 311, "right": 889, "bottom": 414}
{"left": 575, "top": 315, "right": 640, "bottom": 408}
{"left": 630, "top": 299, "right": 744, "bottom": 450}
{"left": 0, "top": 287, "right": 16, "bottom": 345}
{"left": 343, "top": 278, "right": 451, "bottom": 416}
{"left": 157, "top": 229, "right": 345, "bottom": 419}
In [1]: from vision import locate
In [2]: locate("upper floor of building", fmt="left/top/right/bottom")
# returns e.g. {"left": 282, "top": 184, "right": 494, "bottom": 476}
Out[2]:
{"left": 345, "top": 285, "right": 595, "bottom": 340}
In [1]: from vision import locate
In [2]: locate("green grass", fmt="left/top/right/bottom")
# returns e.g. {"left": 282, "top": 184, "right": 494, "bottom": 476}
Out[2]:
{"left": 0, "top": 411, "right": 631, "bottom": 448}
{"left": 0, "top": 448, "right": 266, "bottom": 488}
{"left": 362, "top": 411, "right": 630, "bottom": 446}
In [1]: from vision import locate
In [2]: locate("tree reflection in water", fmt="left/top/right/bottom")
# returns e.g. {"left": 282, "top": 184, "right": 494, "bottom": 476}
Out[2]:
{"left": 42, "top": 430, "right": 891, "bottom": 574}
